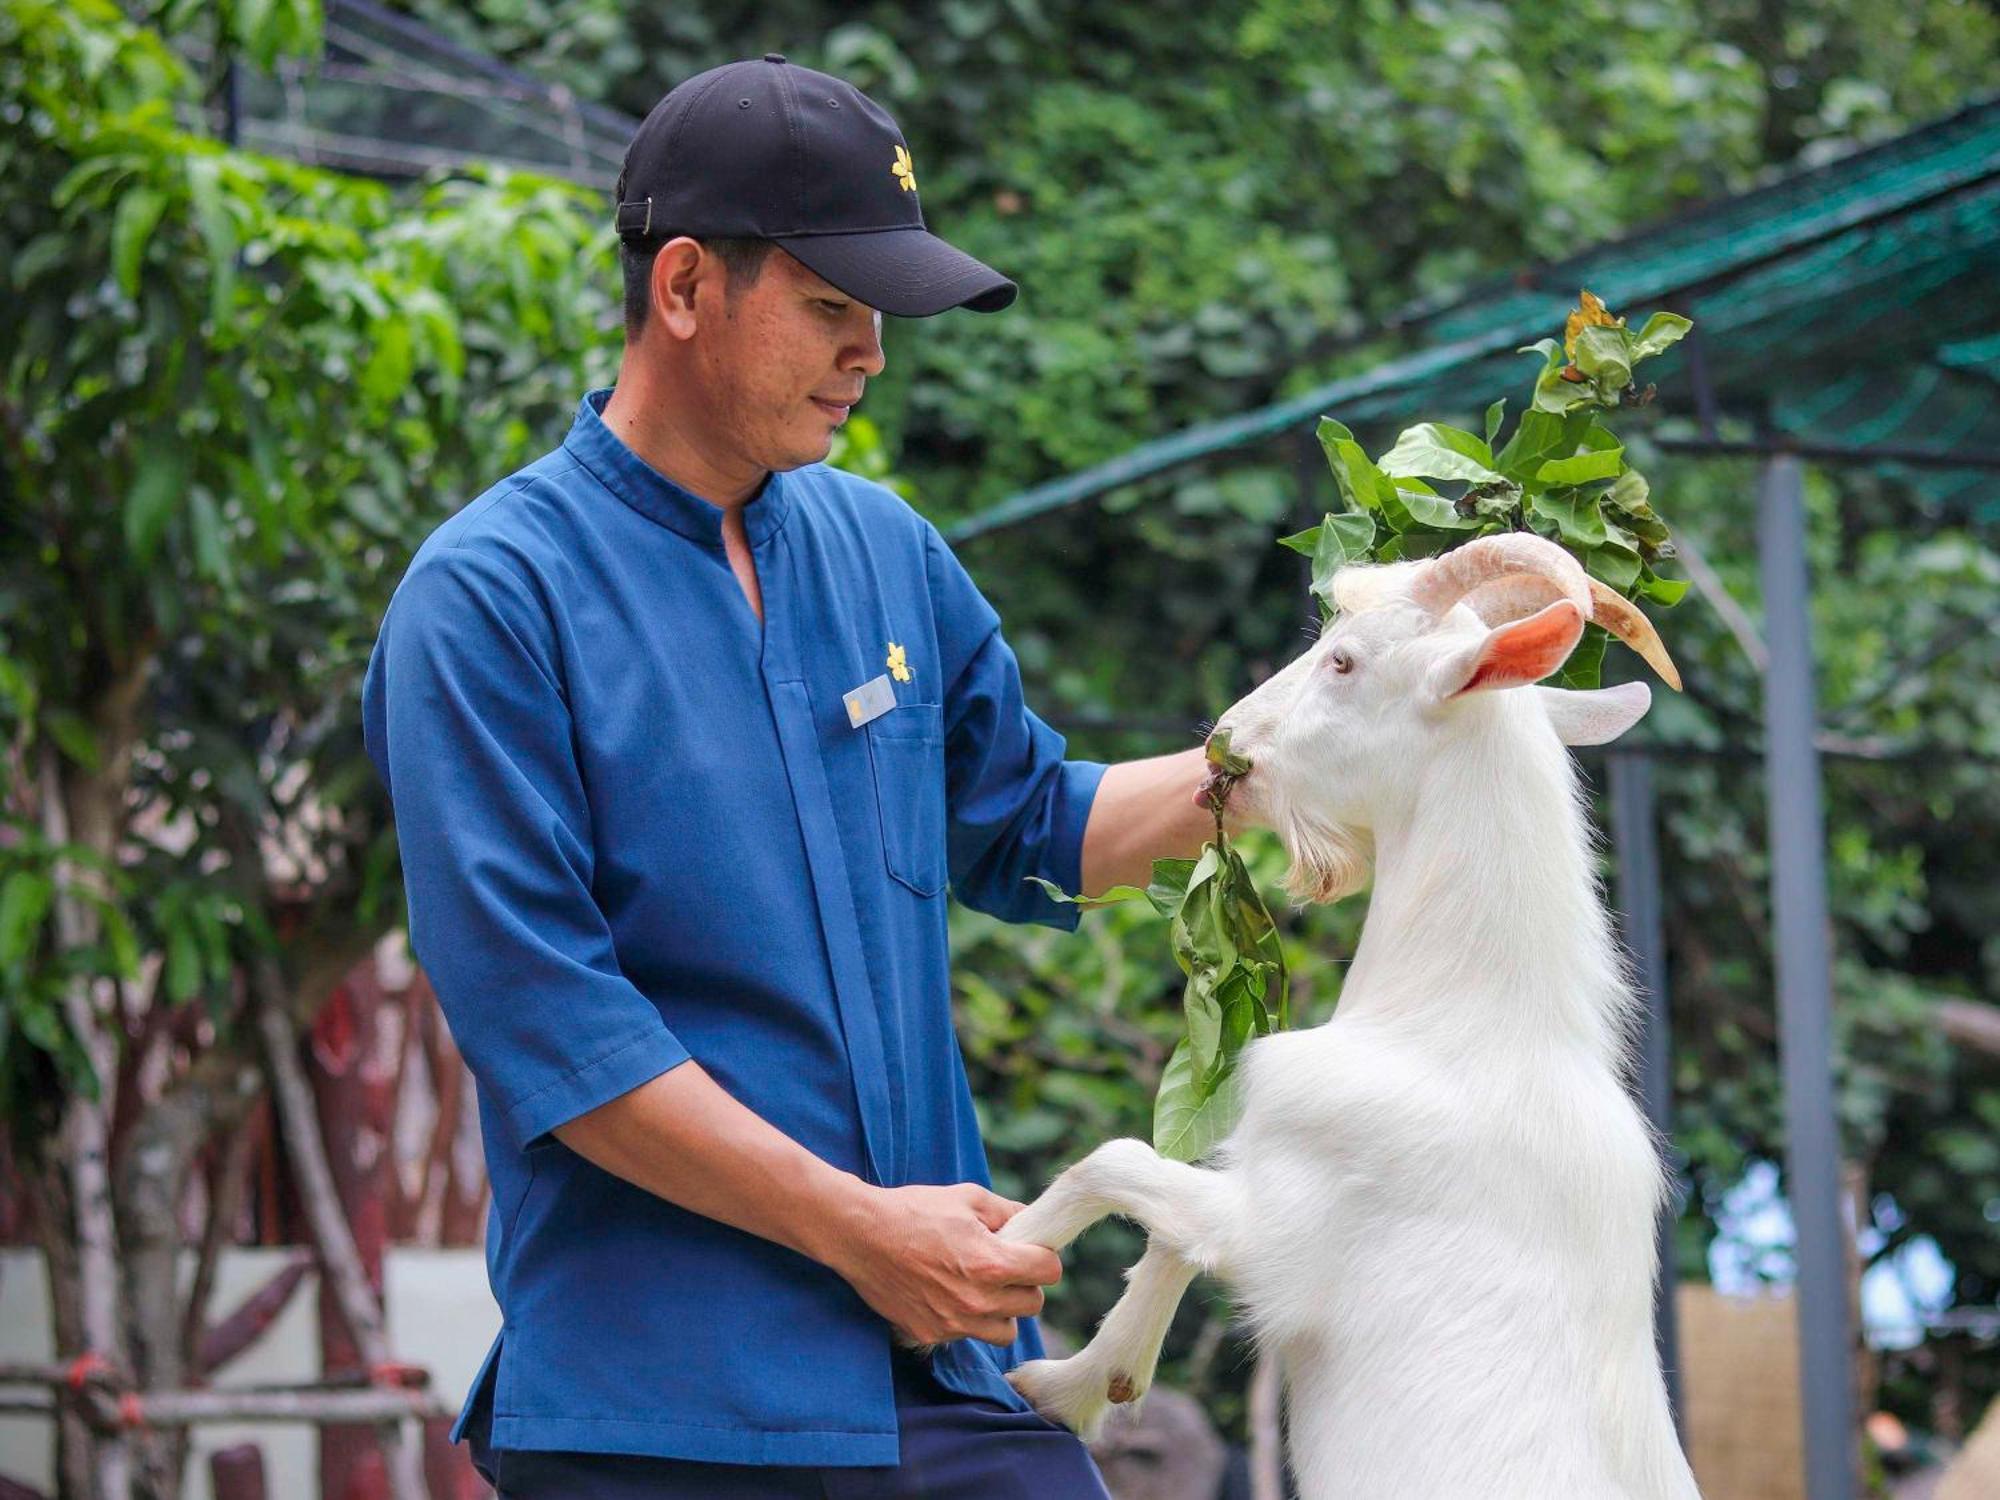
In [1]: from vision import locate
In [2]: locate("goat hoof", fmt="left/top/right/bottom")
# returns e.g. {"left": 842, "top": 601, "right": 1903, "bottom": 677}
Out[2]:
{"left": 1007, "top": 1359, "right": 1110, "bottom": 1442}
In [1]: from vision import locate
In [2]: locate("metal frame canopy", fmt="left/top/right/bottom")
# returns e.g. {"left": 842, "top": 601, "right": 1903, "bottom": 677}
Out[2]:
{"left": 228, "top": 0, "right": 635, "bottom": 184}
{"left": 944, "top": 96, "right": 2000, "bottom": 1500}
{"left": 946, "top": 91, "right": 2000, "bottom": 545}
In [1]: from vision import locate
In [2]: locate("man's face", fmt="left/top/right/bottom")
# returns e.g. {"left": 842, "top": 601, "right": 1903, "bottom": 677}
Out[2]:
{"left": 690, "top": 249, "right": 886, "bottom": 473}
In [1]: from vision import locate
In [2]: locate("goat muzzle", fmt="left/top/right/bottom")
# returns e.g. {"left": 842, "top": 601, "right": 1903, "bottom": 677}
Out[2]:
{"left": 1195, "top": 765, "right": 1235, "bottom": 810}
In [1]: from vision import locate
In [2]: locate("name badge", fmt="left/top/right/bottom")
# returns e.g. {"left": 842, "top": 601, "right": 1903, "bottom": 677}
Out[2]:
{"left": 843, "top": 674, "right": 897, "bottom": 729}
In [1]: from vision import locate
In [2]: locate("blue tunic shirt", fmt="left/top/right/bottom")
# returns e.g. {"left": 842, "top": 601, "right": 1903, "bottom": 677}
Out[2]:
{"left": 360, "top": 390, "right": 1107, "bottom": 1466}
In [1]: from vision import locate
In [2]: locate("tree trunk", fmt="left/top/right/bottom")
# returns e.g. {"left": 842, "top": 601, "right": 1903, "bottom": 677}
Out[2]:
{"left": 114, "top": 1052, "right": 267, "bottom": 1500}
{"left": 38, "top": 744, "right": 131, "bottom": 1500}
{"left": 307, "top": 970, "right": 400, "bottom": 1500}
{"left": 23, "top": 1153, "right": 93, "bottom": 1500}
{"left": 251, "top": 960, "right": 428, "bottom": 1500}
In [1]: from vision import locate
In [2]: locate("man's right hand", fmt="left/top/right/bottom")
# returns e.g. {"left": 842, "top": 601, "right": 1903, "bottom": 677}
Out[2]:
{"left": 820, "top": 1182, "right": 1063, "bottom": 1348}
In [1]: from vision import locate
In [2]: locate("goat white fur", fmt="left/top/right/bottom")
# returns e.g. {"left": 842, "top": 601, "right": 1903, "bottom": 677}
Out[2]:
{"left": 1000, "top": 536, "right": 1702, "bottom": 1500}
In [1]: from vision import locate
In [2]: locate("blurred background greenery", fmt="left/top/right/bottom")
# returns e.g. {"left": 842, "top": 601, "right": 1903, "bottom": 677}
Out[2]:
{"left": 4, "top": 0, "right": 1999, "bottom": 1491}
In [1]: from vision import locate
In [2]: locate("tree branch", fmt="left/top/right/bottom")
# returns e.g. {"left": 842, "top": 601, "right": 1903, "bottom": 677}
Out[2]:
{"left": 1937, "top": 999, "right": 2000, "bottom": 1058}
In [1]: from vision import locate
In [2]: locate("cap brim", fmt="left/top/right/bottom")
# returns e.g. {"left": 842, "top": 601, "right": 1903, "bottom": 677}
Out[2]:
{"left": 774, "top": 227, "right": 1017, "bottom": 317}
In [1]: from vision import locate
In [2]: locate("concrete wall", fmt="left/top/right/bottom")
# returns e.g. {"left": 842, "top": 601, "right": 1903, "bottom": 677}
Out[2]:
{"left": 0, "top": 1247, "right": 499, "bottom": 1498}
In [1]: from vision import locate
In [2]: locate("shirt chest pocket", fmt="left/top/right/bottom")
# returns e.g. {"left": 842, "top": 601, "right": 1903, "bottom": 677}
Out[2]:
{"left": 865, "top": 702, "right": 947, "bottom": 897}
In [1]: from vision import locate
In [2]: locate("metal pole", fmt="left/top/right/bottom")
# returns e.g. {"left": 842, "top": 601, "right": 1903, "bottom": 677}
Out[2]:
{"left": 1756, "top": 453, "right": 1857, "bottom": 1500}
{"left": 1607, "top": 750, "right": 1685, "bottom": 1435}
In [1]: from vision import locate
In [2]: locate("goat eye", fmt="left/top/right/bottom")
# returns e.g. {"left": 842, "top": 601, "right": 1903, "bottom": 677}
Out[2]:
{"left": 1328, "top": 648, "right": 1356, "bottom": 676}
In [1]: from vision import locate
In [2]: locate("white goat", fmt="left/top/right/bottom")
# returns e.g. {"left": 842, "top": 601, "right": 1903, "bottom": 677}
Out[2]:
{"left": 1001, "top": 535, "right": 1702, "bottom": 1500}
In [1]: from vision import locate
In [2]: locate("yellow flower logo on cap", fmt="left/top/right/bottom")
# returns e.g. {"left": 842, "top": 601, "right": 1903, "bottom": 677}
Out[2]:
{"left": 886, "top": 641, "right": 912, "bottom": 683}
{"left": 891, "top": 145, "right": 917, "bottom": 193}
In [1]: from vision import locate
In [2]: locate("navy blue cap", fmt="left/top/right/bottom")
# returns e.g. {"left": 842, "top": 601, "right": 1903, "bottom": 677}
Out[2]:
{"left": 615, "top": 55, "right": 1016, "bottom": 318}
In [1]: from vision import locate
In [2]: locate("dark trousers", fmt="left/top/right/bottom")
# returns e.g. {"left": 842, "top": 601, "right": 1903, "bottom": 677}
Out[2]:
{"left": 467, "top": 1347, "right": 1113, "bottom": 1499}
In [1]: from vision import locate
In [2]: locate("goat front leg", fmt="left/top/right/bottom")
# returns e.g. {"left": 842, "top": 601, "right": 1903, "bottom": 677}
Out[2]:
{"left": 1008, "top": 1243, "right": 1199, "bottom": 1441}
{"left": 999, "top": 1138, "right": 1235, "bottom": 1439}
{"left": 999, "top": 1137, "right": 1236, "bottom": 1265}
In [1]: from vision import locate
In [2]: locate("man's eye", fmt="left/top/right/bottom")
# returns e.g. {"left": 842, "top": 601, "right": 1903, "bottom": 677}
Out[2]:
{"left": 817, "top": 299, "right": 849, "bottom": 314}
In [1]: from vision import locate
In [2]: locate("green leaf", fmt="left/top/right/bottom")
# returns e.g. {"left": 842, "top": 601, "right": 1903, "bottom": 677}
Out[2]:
{"left": 124, "top": 443, "right": 188, "bottom": 564}
{"left": 1298, "top": 511, "right": 1378, "bottom": 602}
{"left": 360, "top": 315, "right": 413, "bottom": 408}
{"left": 1316, "top": 418, "right": 1388, "bottom": 515}
{"left": 1324, "top": 510, "right": 1377, "bottom": 558}
{"left": 1530, "top": 491, "right": 1607, "bottom": 547}
{"left": 1538, "top": 446, "right": 1624, "bottom": 485}
{"left": 1522, "top": 337, "right": 1594, "bottom": 415}
{"left": 1145, "top": 857, "right": 1198, "bottom": 917}
{"left": 1573, "top": 323, "right": 1633, "bottom": 394}
{"left": 1276, "top": 526, "right": 1319, "bottom": 558}
{"left": 185, "top": 153, "right": 238, "bottom": 322}
{"left": 1153, "top": 1038, "right": 1246, "bottom": 1162}
{"left": 1630, "top": 311, "right": 1692, "bottom": 360}
{"left": 43, "top": 711, "right": 101, "bottom": 772}
{"left": 1382, "top": 485, "right": 1478, "bottom": 533}
{"left": 1639, "top": 574, "right": 1691, "bottom": 606}
{"left": 1484, "top": 399, "right": 1506, "bottom": 450}
{"left": 1204, "top": 728, "right": 1251, "bottom": 778}
{"left": 0, "top": 873, "right": 52, "bottom": 967}
{"left": 187, "top": 488, "right": 228, "bottom": 582}
{"left": 1022, "top": 875, "right": 1157, "bottom": 910}
{"left": 111, "top": 186, "right": 168, "bottom": 298}
{"left": 1495, "top": 408, "right": 1564, "bottom": 479}
{"left": 1556, "top": 625, "right": 1609, "bottom": 690}
{"left": 1606, "top": 468, "right": 1653, "bottom": 516}
{"left": 1585, "top": 541, "right": 1642, "bottom": 591}
{"left": 165, "top": 923, "right": 202, "bottom": 1003}
{"left": 1379, "top": 422, "right": 1501, "bottom": 484}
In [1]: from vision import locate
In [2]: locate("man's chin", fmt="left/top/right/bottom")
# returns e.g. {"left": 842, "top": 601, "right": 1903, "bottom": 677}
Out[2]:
{"left": 789, "top": 433, "right": 839, "bottom": 470}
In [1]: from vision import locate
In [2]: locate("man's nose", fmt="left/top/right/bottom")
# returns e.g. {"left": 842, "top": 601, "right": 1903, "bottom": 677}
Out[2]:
{"left": 846, "top": 310, "right": 886, "bottom": 377}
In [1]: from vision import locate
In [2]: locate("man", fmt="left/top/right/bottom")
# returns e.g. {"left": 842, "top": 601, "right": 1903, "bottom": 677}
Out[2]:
{"left": 361, "top": 54, "right": 1221, "bottom": 1498}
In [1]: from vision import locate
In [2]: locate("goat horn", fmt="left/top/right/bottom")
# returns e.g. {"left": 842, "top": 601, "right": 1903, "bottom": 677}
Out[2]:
{"left": 1410, "top": 534, "right": 1591, "bottom": 622}
{"left": 1587, "top": 579, "right": 1682, "bottom": 691}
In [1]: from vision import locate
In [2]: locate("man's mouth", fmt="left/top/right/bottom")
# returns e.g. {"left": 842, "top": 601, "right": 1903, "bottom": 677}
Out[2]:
{"left": 811, "top": 394, "right": 860, "bottom": 423}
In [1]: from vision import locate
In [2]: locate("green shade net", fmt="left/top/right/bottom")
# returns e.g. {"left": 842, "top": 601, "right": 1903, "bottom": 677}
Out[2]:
{"left": 952, "top": 94, "right": 2000, "bottom": 540}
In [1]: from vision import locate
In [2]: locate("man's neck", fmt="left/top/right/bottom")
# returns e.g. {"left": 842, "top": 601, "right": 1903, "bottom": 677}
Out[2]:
{"left": 601, "top": 367, "right": 768, "bottom": 511}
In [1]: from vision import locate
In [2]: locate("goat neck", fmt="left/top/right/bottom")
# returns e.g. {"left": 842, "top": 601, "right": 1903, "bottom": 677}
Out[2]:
{"left": 1335, "top": 693, "right": 1632, "bottom": 1065}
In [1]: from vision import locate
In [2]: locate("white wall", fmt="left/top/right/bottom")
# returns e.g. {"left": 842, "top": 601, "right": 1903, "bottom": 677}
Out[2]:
{"left": 0, "top": 1246, "right": 499, "bottom": 1498}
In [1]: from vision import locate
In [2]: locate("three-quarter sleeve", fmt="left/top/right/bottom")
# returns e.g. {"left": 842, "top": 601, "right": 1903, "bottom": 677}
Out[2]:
{"left": 364, "top": 542, "right": 690, "bottom": 1151}
{"left": 923, "top": 523, "right": 1108, "bottom": 929}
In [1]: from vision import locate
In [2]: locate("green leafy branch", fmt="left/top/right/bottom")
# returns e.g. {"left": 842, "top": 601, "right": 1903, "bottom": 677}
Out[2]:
{"left": 1030, "top": 731, "right": 1287, "bottom": 1160}
{"left": 1280, "top": 291, "right": 1693, "bottom": 688}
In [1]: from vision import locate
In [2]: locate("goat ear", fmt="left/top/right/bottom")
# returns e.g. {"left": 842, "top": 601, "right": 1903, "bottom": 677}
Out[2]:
{"left": 1430, "top": 600, "right": 1587, "bottom": 700}
{"left": 1537, "top": 682, "right": 1652, "bottom": 745}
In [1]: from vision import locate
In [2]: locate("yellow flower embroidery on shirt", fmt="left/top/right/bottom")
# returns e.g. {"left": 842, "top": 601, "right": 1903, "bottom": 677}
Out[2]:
{"left": 886, "top": 642, "right": 912, "bottom": 683}
{"left": 891, "top": 145, "right": 917, "bottom": 193}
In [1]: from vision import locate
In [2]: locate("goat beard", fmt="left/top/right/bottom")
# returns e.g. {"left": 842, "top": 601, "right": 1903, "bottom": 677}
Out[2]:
{"left": 1278, "top": 803, "right": 1372, "bottom": 905}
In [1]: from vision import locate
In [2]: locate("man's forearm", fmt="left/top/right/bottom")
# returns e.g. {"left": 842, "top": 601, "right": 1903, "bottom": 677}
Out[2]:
{"left": 548, "top": 1058, "right": 1064, "bottom": 1348}
{"left": 551, "top": 1058, "right": 872, "bottom": 1269}
{"left": 1078, "top": 745, "right": 1220, "bottom": 895}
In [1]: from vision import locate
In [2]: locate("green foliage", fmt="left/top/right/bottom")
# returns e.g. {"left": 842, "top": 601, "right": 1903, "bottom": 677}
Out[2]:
{"left": 0, "top": 0, "right": 622, "bottom": 1142}
{"left": 1030, "top": 731, "right": 1290, "bottom": 1161}
{"left": 1280, "top": 294, "right": 1690, "bottom": 686}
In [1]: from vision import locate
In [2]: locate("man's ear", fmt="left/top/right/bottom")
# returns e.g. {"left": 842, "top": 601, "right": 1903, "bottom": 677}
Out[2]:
{"left": 649, "top": 236, "right": 707, "bottom": 340}
{"left": 1429, "top": 600, "right": 1587, "bottom": 700}
{"left": 1537, "top": 681, "right": 1652, "bottom": 745}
